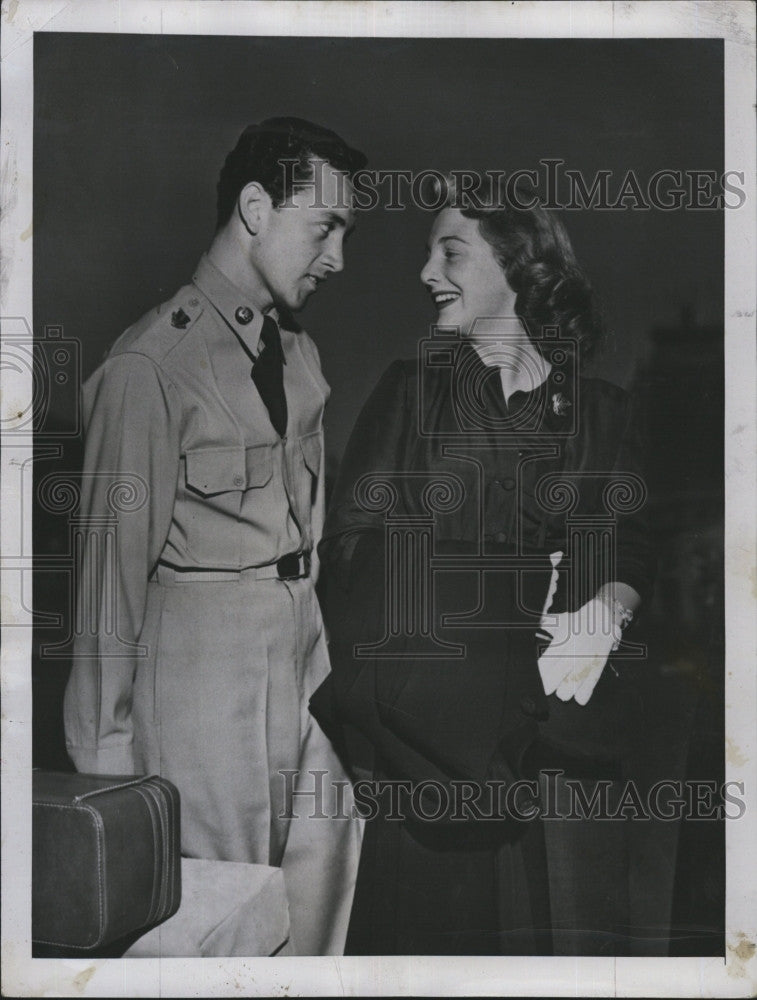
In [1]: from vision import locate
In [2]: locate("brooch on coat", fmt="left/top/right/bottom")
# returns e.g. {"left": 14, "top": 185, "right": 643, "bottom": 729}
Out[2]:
{"left": 551, "top": 392, "right": 572, "bottom": 416}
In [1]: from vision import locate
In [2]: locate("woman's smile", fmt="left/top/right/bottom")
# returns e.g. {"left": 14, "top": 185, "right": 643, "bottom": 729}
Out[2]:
{"left": 420, "top": 208, "right": 517, "bottom": 336}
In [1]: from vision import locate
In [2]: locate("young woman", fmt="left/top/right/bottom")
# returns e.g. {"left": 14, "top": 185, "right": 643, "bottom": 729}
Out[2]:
{"left": 312, "top": 187, "right": 654, "bottom": 955}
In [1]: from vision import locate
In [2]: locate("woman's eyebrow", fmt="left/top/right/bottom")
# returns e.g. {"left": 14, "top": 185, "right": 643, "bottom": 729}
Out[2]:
{"left": 425, "top": 235, "right": 470, "bottom": 253}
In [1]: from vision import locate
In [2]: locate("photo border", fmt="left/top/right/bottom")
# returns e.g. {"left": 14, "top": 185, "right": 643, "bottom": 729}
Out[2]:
{"left": 2, "top": 1, "right": 755, "bottom": 996}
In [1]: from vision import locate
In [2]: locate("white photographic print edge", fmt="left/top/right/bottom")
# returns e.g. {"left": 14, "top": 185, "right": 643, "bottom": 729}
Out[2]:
{"left": 1, "top": 1, "right": 755, "bottom": 996}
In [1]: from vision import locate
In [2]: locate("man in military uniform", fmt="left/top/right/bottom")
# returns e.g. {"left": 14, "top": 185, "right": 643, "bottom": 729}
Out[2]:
{"left": 64, "top": 118, "right": 367, "bottom": 954}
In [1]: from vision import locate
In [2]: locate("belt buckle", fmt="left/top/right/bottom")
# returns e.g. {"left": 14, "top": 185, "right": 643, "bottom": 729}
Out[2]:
{"left": 276, "top": 551, "right": 310, "bottom": 580}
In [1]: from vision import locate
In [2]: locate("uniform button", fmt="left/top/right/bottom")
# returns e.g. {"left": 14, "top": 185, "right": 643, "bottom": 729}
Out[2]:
{"left": 233, "top": 474, "right": 244, "bottom": 488}
{"left": 520, "top": 696, "right": 537, "bottom": 716}
{"left": 235, "top": 305, "right": 254, "bottom": 325}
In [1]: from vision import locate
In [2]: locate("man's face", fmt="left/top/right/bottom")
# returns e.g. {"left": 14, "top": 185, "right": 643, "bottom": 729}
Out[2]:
{"left": 251, "top": 160, "right": 355, "bottom": 313}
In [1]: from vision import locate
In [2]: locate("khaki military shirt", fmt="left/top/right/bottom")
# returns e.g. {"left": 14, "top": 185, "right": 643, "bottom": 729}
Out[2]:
{"left": 65, "top": 254, "right": 330, "bottom": 771}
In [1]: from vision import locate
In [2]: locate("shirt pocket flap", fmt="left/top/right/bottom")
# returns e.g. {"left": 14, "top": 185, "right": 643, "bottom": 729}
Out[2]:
{"left": 185, "top": 446, "right": 247, "bottom": 495}
{"left": 299, "top": 432, "right": 322, "bottom": 477}
{"left": 244, "top": 444, "right": 274, "bottom": 488}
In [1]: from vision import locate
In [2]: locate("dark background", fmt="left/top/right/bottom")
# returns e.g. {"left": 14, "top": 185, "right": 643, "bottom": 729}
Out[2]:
{"left": 32, "top": 34, "right": 725, "bottom": 956}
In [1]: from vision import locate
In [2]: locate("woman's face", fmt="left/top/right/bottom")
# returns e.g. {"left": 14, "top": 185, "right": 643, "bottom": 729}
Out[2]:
{"left": 420, "top": 208, "right": 517, "bottom": 338}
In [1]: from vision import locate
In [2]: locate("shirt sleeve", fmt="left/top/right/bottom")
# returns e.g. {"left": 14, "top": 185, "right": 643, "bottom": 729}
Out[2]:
{"left": 310, "top": 428, "right": 327, "bottom": 585}
{"left": 63, "top": 352, "right": 182, "bottom": 774}
{"left": 296, "top": 331, "right": 329, "bottom": 582}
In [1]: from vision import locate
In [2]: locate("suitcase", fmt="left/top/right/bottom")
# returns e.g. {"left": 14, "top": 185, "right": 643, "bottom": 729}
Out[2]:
{"left": 32, "top": 771, "right": 181, "bottom": 951}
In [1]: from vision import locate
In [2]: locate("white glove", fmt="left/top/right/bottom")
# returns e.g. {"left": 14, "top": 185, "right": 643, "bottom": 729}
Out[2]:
{"left": 537, "top": 596, "right": 621, "bottom": 706}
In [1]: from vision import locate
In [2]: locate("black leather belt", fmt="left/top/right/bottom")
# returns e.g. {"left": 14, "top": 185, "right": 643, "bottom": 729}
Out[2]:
{"left": 276, "top": 551, "right": 311, "bottom": 580}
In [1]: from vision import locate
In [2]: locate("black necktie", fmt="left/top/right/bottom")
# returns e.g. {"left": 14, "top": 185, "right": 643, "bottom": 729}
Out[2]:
{"left": 251, "top": 316, "right": 288, "bottom": 437}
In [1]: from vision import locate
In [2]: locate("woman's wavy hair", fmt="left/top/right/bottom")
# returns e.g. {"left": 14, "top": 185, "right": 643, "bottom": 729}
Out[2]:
{"left": 449, "top": 180, "right": 603, "bottom": 365}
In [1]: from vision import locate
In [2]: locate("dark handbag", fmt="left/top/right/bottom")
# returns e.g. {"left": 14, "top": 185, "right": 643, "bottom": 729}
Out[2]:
{"left": 32, "top": 770, "right": 181, "bottom": 951}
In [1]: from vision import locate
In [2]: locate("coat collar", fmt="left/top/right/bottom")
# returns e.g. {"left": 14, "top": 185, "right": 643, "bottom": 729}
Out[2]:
{"left": 455, "top": 339, "right": 573, "bottom": 432}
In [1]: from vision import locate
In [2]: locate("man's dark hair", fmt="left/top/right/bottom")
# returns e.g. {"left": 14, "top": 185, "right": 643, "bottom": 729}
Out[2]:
{"left": 216, "top": 116, "right": 367, "bottom": 229}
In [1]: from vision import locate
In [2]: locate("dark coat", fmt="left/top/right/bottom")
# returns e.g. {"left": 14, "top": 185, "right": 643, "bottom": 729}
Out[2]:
{"left": 311, "top": 344, "right": 655, "bottom": 954}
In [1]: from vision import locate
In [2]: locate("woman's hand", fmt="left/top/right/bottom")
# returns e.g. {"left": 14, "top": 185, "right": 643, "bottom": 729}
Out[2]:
{"left": 537, "top": 577, "right": 641, "bottom": 706}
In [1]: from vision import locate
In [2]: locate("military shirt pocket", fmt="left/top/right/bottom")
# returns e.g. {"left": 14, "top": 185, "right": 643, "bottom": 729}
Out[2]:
{"left": 185, "top": 445, "right": 248, "bottom": 495}
{"left": 182, "top": 446, "right": 247, "bottom": 565}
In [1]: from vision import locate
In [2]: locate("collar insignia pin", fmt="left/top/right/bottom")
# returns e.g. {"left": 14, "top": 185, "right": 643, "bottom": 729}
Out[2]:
{"left": 235, "top": 306, "right": 254, "bottom": 325}
{"left": 171, "top": 308, "right": 191, "bottom": 329}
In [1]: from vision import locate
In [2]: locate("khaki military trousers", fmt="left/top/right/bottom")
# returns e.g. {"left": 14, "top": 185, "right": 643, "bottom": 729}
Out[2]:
{"left": 131, "top": 564, "right": 362, "bottom": 956}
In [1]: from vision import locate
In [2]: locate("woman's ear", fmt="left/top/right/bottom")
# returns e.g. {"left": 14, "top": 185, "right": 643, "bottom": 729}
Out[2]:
{"left": 237, "top": 181, "right": 270, "bottom": 238}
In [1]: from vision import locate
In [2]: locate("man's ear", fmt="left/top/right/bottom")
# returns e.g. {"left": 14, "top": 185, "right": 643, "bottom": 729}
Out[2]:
{"left": 237, "top": 181, "right": 271, "bottom": 237}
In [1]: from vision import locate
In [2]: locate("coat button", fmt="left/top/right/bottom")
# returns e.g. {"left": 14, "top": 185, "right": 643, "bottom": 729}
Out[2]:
{"left": 233, "top": 474, "right": 244, "bottom": 488}
{"left": 513, "top": 785, "right": 540, "bottom": 819}
{"left": 520, "top": 797, "right": 540, "bottom": 819}
{"left": 235, "top": 305, "right": 254, "bottom": 325}
{"left": 520, "top": 696, "right": 537, "bottom": 717}
{"left": 495, "top": 532, "right": 507, "bottom": 543}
